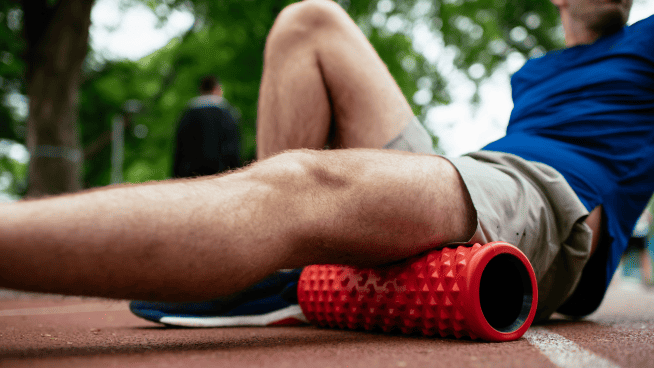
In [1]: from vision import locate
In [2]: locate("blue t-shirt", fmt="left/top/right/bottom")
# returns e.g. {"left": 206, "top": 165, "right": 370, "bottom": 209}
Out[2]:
{"left": 484, "top": 15, "right": 654, "bottom": 307}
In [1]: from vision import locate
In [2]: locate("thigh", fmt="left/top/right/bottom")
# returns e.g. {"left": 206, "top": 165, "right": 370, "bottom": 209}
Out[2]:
{"left": 278, "top": 0, "right": 415, "bottom": 149}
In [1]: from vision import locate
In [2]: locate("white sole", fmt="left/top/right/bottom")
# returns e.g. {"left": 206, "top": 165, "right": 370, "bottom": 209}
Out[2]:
{"left": 159, "top": 304, "right": 308, "bottom": 327}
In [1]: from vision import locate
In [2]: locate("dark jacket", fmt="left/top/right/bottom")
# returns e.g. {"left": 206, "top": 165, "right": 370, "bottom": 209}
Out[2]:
{"left": 173, "top": 96, "right": 240, "bottom": 177}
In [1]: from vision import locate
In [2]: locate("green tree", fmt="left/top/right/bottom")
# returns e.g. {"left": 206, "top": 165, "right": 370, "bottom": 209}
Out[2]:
{"left": 23, "top": 0, "right": 93, "bottom": 197}
{"left": 0, "top": 1, "right": 27, "bottom": 200}
{"left": 0, "top": 1, "right": 25, "bottom": 143}
{"left": 0, "top": 0, "right": 94, "bottom": 197}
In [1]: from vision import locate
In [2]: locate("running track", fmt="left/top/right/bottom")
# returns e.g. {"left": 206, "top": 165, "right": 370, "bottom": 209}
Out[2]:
{"left": 1, "top": 273, "right": 653, "bottom": 368}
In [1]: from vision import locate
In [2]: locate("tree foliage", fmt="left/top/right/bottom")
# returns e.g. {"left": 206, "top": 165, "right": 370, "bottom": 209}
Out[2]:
{"left": 1, "top": 0, "right": 564, "bottom": 196}
{"left": 0, "top": 1, "right": 27, "bottom": 199}
{"left": 0, "top": 1, "right": 26, "bottom": 143}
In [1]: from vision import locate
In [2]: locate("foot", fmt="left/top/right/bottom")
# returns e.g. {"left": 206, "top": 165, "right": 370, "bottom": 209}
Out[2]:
{"left": 129, "top": 269, "right": 308, "bottom": 327}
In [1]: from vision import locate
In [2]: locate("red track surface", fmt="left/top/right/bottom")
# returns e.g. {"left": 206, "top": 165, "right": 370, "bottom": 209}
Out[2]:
{"left": 1, "top": 273, "right": 653, "bottom": 368}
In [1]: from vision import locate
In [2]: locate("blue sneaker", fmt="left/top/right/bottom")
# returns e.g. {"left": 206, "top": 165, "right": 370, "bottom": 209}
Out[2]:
{"left": 129, "top": 268, "right": 308, "bottom": 327}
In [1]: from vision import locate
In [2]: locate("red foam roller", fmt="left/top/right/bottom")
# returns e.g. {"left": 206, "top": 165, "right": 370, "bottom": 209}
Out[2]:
{"left": 297, "top": 241, "right": 537, "bottom": 342}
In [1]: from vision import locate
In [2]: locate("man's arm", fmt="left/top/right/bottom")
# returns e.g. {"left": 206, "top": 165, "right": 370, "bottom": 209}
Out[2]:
{"left": 0, "top": 149, "right": 475, "bottom": 302}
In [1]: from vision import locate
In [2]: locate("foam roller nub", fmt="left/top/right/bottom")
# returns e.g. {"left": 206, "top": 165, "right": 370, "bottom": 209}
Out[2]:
{"left": 297, "top": 241, "right": 537, "bottom": 342}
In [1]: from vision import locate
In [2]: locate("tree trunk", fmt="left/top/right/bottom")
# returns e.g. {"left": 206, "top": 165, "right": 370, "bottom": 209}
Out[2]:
{"left": 23, "top": 0, "right": 94, "bottom": 197}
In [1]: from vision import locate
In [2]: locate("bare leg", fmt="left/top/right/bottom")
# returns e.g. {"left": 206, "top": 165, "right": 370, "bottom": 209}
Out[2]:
{"left": 0, "top": 149, "right": 475, "bottom": 301}
{"left": 257, "top": 0, "right": 414, "bottom": 158}
{"left": 0, "top": 2, "right": 475, "bottom": 302}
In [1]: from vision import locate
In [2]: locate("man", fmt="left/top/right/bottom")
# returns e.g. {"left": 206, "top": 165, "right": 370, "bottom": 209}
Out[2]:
{"left": 0, "top": 0, "right": 652, "bottom": 330}
{"left": 173, "top": 75, "right": 240, "bottom": 178}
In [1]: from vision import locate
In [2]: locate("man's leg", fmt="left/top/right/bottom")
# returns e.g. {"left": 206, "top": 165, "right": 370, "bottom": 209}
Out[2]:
{"left": 0, "top": 1, "right": 475, "bottom": 303}
{"left": 257, "top": 0, "right": 414, "bottom": 158}
{"left": 0, "top": 149, "right": 475, "bottom": 302}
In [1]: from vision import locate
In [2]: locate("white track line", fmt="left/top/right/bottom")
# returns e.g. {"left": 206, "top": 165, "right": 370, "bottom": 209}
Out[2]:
{"left": 525, "top": 327, "right": 620, "bottom": 368}
{"left": 0, "top": 302, "right": 129, "bottom": 317}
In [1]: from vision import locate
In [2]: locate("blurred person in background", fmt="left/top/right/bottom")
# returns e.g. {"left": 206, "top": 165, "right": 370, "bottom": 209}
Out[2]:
{"left": 173, "top": 75, "right": 241, "bottom": 178}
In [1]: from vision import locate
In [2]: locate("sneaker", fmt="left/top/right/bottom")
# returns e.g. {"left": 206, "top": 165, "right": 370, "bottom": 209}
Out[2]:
{"left": 129, "top": 268, "right": 308, "bottom": 327}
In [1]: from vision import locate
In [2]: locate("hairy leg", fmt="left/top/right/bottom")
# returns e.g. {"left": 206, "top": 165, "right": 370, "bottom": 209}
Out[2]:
{"left": 0, "top": 2, "right": 476, "bottom": 303}
{"left": 0, "top": 149, "right": 475, "bottom": 301}
{"left": 257, "top": 0, "right": 414, "bottom": 158}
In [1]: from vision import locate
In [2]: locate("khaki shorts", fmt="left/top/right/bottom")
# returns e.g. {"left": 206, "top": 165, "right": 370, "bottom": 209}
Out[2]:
{"left": 384, "top": 118, "right": 593, "bottom": 322}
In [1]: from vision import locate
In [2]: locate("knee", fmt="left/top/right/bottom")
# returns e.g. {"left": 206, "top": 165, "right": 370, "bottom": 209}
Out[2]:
{"left": 266, "top": 0, "right": 349, "bottom": 54}
{"left": 276, "top": 0, "right": 348, "bottom": 31}
{"left": 249, "top": 149, "right": 352, "bottom": 196}
{"left": 248, "top": 149, "right": 320, "bottom": 185}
